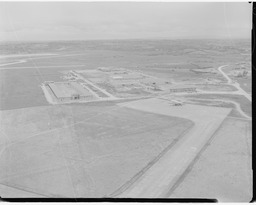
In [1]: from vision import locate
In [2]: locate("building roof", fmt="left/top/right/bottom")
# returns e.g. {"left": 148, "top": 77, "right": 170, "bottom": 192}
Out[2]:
{"left": 140, "top": 77, "right": 170, "bottom": 84}
{"left": 48, "top": 82, "right": 91, "bottom": 98}
{"left": 169, "top": 84, "right": 197, "bottom": 90}
{"left": 112, "top": 76, "right": 123, "bottom": 79}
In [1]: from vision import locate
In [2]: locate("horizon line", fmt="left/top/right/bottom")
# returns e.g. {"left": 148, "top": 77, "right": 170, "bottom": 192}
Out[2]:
{"left": 0, "top": 37, "right": 251, "bottom": 44}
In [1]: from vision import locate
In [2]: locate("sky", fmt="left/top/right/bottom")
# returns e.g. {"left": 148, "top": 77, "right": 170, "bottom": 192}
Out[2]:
{"left": 0, "top": 2, "right": 252, "bottom": 41}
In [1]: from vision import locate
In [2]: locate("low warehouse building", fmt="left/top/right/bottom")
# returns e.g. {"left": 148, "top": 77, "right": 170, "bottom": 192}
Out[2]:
{"left": 170, "top": 85, "right": 197, "bottom": 93}
{"left": 47, "top": 81, "right": 93, "bottom": 102}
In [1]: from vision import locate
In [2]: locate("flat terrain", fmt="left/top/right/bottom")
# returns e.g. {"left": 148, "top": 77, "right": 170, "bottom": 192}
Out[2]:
{"left": 170, "top": 117, "right": 252, "bottom": 202}
{"left": 116, "top": 98, "right": 231, "bottom": 198}
{"left": 0, "top": 67, "right": 65, "bottom": 110}
{"left": 233, "top": 78, "right": 251, "bottom": 93}
{"left": 184, "top": 98, "right": 244, "bottom": 119}
{"left": 0, "top": 68, "right": 48, "bottom": 110}
{"left": 196, "top": 84, "right": 237, "bottom": 92}
{"left": 224, "top": 64, "right": 251, "bottom": 94}
{"left": 0, "top": 103, "right": 193, "bottom": 197}
{"left": 185, "top": 94, "right": 251, "bottom": 117}
{"left": 0, "top": 39, "right": 250, "bottom": 110}
{"left": 0, "top": 39, "right": 251, "bottom": 200}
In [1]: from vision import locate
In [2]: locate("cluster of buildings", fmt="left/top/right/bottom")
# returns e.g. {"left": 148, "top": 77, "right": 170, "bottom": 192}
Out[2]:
{"left": 169, "top": 84, "right": 197, "bottom": 93}
{"left": 232, "top": 70, "right": 249, "bottom": 77}
{"left": 41, "top": 67, "right": 199, "bottom": 104}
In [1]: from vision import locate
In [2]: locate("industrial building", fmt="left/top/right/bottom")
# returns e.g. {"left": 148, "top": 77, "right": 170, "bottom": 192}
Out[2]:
{"left": 111, "top": 76, "right": 123, "bottom": 80}
{"left": 98, "top": 67, "right": 126, "bottom": 72}
{"left": 169, "top": 85, "right": 197, "bottom": 93}
{"left": 46, "top": 81, "right": 93, "bottom": 102}
{"left": 110, "top": 72, "right": 144, "bottom": 81}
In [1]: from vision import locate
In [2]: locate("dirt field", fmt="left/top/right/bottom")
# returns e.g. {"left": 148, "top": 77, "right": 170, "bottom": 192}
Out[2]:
{"left": 170, "top": 118, "right": 252, "bottom": 202}
{"left": 116, "top": 98, "right": 231, "bottom": 198}
{"left": 185, "top": 99, "right": 239, "bottom": 118}
{"left": 222, "top": 65, "right": 251, "bottom": 93}
{"left": 0, "top": 104, "right": 193, "bottom": 197}
{"left": 0, "top": 67, "right": 79, "bottom": 110}
{"left": 0, "top": 39, "right": 251, "bottom": 198}
{"left": 0, "top": 68, "right": 49, "bottom": 110}
{"left": 0, "top": 39, "right": 249, "bottom": 110}
{"left": 233, "top": 77, "right": 251, "bottom": 93}
{"left": 196, "top": 84, "right": 238, "bottom": 92}
{"left": 185, "top": 94, "right": 251, "bottom": 117}
{"left": 184, "top": 97, "right": 249, "bottom": 119}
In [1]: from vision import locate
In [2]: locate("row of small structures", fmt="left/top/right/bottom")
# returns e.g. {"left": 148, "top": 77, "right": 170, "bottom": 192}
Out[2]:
{"left": 42, "top": 68, "right": 197, "bottom": 104}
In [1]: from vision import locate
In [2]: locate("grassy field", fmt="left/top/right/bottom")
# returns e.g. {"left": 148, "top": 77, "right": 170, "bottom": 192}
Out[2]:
{"left": 171, "top": 118, "right": 252, "bottom": 202}
{"left": 196, "top": 84, "right": 238, "bottom": 92}
{"left": 185, "top": 94, "right": 251, "bottom": 117}
{"left": 233, "top": 77, "right": 251, "bottom": 93}
{"left": 1, "top": 40, "right": 249, "bottom": 71}
{"left": 0, "top": 67, "right": 67, "bottom": 110}
{"left": 0, "top": 40, "right": 251, "bottom": 198}
{"left": 223, "top": 64, "right": 251, "bottom": 93}
{"left": 0, "top": 40, "right": 249, "bottom": 110}
{"left": 0, "top": 68, "right": 49, "bottom": 110}
{"left": 185, "top": 98, "right": 242, "bottom": 118}
{"left": 0, "top": 104, "right": 193, "bottom": 197}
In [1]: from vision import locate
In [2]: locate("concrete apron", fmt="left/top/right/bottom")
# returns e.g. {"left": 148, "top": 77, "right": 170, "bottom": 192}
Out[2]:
{"left": 116, "top": 98, "right": 231, "bottom": 198}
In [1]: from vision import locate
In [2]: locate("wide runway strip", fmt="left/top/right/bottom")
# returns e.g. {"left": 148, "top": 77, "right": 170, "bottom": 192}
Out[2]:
{"left": 115, "top": 98, "right": 231, "bottom": 198}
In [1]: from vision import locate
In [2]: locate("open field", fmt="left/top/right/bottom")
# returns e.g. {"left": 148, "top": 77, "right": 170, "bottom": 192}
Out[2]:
{"left": 220, "top": 64, "right": 251, "bottom": 93}
{"left": 196, "top": 84, "right": 237, "bottom": 92}
{"left": 185, "top": 94, "right": 251, "bottom": 117}
{"left": 0, "top": 39, "right": 251, "bottom": 199}
{"left": 138, "top": 67, "right": 227, "bottom": 83}
{"left": 0, "top": 104, "right": 193, "bottom": 197}
{"left": 0, "top": 40, "right": 250, "bottom": 109}
{"left": 170, "top": 118, "right": 252, "bottom": 202}
{"left": 1, "top": 40, "right": 249, "bottom": 72}
{"left": 115, "top": 98, "right": 231, "bottom": 198}
{"left": 232, "top": 77, "right": 251, "bottom": 93}
{"left": 0, "top": 39, "right": 250, "bottom": 56}
{"left": 0, "top": 68, "right": 49, "bottom": 110}
{"left": 185, "top": 98, "right": 243, "bottom": 119}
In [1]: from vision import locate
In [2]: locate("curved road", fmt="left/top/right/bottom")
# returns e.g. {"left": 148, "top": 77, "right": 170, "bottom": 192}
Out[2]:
{"left": 114, "top": 98, "right": 231, "bottom": 198}
{"left": 187, "top": 98, "right": 251, "bottom": 120}
{"left": 218, "top": 65, "right": 251, "bottom": 102}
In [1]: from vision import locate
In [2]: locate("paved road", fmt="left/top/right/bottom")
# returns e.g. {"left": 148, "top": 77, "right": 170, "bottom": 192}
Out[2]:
{"left": 0, "top": 60, "right": 27, "bottom": 67}
{"left": 73, "top": 71, "right": 117, "bottom": 99}
{"left": 114, "top": 98, "right": 231, "bottom": 198}
{"left": 218, "top": 65, "right": 251, "bottom": 102}
{"left": 218, "top": 65, "right": 232, "bottom": 84}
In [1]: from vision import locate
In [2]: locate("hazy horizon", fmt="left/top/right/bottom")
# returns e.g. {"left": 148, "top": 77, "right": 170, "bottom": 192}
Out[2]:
{"left": 0, "top": 2, "right": 252, "bottom": 42}
{"left": 0, "top": 37, "right": 252, "bottom": 44}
